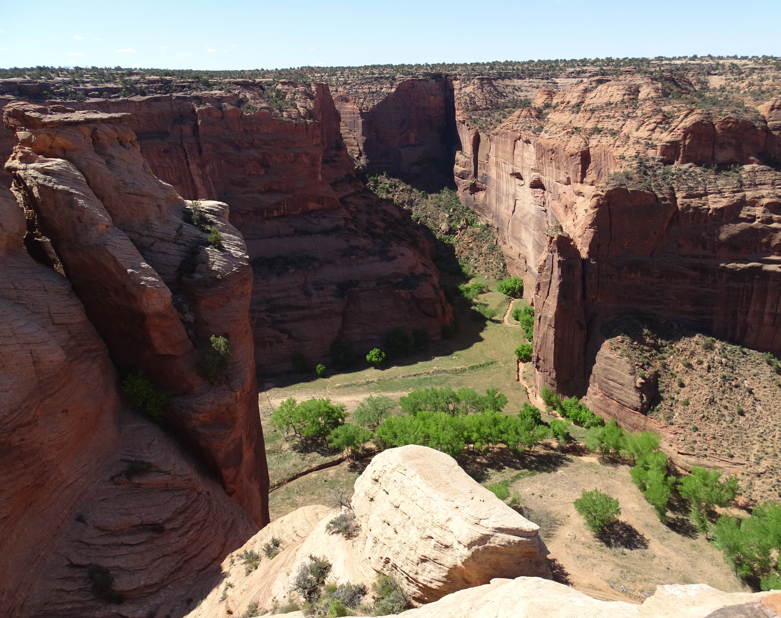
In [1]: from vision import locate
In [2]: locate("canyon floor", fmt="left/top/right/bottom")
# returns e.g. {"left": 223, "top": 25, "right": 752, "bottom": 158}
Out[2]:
{"left": 258, "top": 286, "right": 746, "bottom": 605}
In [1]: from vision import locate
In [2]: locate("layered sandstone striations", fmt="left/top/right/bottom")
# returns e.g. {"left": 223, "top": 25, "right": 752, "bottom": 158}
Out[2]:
{"left": 1, "top": 104, "right": 268, "bottom": 615}
{"left": 188, "top": 446, "right": 550, "bottom": 617}
{"left": 5, "top": 102, "right": 269, "bottom": 522}
{"left": 61, "top": 85, "right": 452, "bottom": 374}
{"left": 452, "top": 75, "right": 781, "bottom": 393}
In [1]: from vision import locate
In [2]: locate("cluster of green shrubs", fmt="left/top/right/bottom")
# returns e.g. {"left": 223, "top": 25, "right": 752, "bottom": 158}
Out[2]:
{"left": 512, "top": 305, "right": 535, "bottom": 341}
{"left": 541, "top": 387, "right": 604, "bottom": 428}
{"left": 271, "top": 388, "right": 572, "bottom": 459}
{"left": 496, "top": 276, "right": 524, "bottom": 298}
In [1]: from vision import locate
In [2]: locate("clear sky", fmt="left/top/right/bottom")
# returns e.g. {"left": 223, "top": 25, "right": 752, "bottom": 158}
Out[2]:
{"left": 2, "top": 0, "right": 779, "bottom": 70}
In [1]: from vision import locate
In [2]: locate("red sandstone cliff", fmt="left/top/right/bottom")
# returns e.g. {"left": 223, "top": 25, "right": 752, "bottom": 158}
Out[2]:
{"left": 60, "top": 85, "right": 453, "bottom": 374}
{"left": 1, "top": 104, "right": 267, "bottom": 616}
{"left": 452, "top": 76, "right": 781, "bottom": 400}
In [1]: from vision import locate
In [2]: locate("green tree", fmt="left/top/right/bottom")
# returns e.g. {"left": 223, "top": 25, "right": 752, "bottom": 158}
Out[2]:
{"left": 272, "top": 398, "right": 346, "bottom": 447}
{"left": 517, "top": 305, "right": 535, "bottom": 341}
{"left": 327, "top": 424, "right": 372, "bottom": 455}
{"left": 574, "top": 489, "right": 621, "bottom": 534}
{"left": 315, "top": 363, "right": 327, "bottom": 378}
{"left": 515, "top": 343, "right": 533, "bottom": 362}
{"left": 365, "top": 347, "right": 386, "bottom": 368}
{"left": 497, "top": 276, "right": 524, "bottom": 298}
{"left": 678, "top": 466, "right": 739, "bottom": 530}
{"left": 549, "top": 419, "right": 573, "bottom": 445}
{"left": 585, "top": 419, "right": 626, "bottom": 459}
{"left": 354, "top": 395, "right": 395, "bottom": 430}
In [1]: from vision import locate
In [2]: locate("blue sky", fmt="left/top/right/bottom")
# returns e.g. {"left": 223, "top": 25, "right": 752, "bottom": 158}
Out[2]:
{"left": 2, "top": 0, "right": 779, "bottom": 69}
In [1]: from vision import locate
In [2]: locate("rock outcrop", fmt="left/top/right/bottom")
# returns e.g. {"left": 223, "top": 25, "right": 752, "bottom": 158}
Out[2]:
{"left": 352, "top": 445, "right": 550, "bottom": 602}
{"left": 66, "top": 86, "right": 453, "bottom": 374}
{"left": 374, "top": 578, "right": 781, "bottom": 618}
{"left": 188, "top": 445, "right": 550, "bottom": 616}
{"left": 5, "top": 102, "right": 268, "bottom": 522}
{"left": 332, "top": 76, "right": 458, "bottom": 190}
{"left": 452, "top": 74, "right": 781, "bottom": 402}
{"left": 1, "top": 104, "right": 266, "bottom": 616}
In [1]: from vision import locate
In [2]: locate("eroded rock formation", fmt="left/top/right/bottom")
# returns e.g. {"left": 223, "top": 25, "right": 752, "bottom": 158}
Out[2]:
{"left": 1, "top": 104, "right": 266, "bottom": 616}
{"left": 188, "top": 445, "right": 550, "bottom": 616}
{"left": 67, "top": 85, "right": 453, "bottom": 374}
{"left": 451, "top": 75, "right": 781, "bottom": 400}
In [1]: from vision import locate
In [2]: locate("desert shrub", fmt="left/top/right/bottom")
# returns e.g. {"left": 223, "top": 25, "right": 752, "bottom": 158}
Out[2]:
{"left": 372, "top": 574, "right": 408, "bottom": 615}
{"left": 458, "top": 280, "right": 486, "bottom": 301}
{"left": 326, "top": 511, "right": 359, "bottom": 538}
{"left": 549, "top": 420, "right": 572, "bottom": 445}
{"left": 291, "top": 352, "right": 309, "bottom": 373}
{"left": 557, "top": 396, "right": 604, "bottom": 428}
{"left": 574, "top": 489, "right": 621, "bottom": 534}
{"left": 384, "top": 328, "right": 412, "bottom": 357}
{"left": 239, "top": 549, "right": 261, "bottom": 575}
{"left": 713, "top": 503, "right": 781, "bottom": 589}
{"left": 292, "top": 555, "right": 332, "bottom": 603}
{"left": 263, "top": 537, "right": 283, "bottom": 559}
{"left": 764, "top": 352, "right": 781, "bottom": 374}
{"left": 515, "top": 343, "right": 533, "bottom": 362}
{"left": 497, "top": 276, "right": 524, "bottom": 298}
{"left": 329, "top": 341, "right": 356, "bottom": 370}
{"left": 87, "top": 565, "right": 125, "bottom": 604}
{"left": 585, "top": 419, "right": 626, "bottom": 459}
{"left": 678, "top": 466, "right": 739, "bottom": 531}
{"left": 121, "top": 372, "right": 170, "bottom": 423}
{"left": 518, "top": 403, "right": 542, "bottom": 425}
{"left": 540, "top": 385, "right": 559, "bottom": 409}
{"left": 315, "top": 363, "right": 327, "bottom": 378}
{"left": 207, "top": 225, "right": 223, "bottom": 249}
{"left": 488, "top": 480, "right": 510, "bottom": 500}
{"left": 517, "top": 305, "right": 535, "bottom": 340}
{"left": 399, "top": 387, "right": 459, "bottom": 415}
{"left": 330, "top": 582, "right": 367, "bottom": 608}
{"left": 622, "top": 431, "right": 662, "bottom": 464}
{"left": 365, "top": 347, "right": 386, "bottom": 368}
{"left": 376, "top": 411, "right": 466, "bottom": 456}
{"left": 326, "top": 424, "right": 372, "bottom": 454}
{"left": 198, "top": 335, "right": 232, "bottom": 382}
{"left": 354, "top": 395, "right": 395, "bottom": 429}
{"left": 643, "top": 467, "right": 675, "bottom": 520}
{"left": 272, "top": 398, "right": 345, "bottom": 446}
{"left": 399, "top": 387, "right": 506, "bottom": 416}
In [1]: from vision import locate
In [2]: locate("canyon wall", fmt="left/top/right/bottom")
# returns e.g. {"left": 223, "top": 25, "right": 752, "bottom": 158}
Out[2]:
{"left": 332, "top": 76, "right": 458, "bottom": 190}
{"left": 59, "top": 85, "right": 453, "bottom": 374}
{"left": 450, "top": 76, "right": 781, "bottom": 405}
{"left": 1, "top": 104, "right": 266, "bottom": 616}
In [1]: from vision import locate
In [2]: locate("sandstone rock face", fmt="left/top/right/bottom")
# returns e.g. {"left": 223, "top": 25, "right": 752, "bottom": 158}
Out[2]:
{"left": 452, "top": 74, "right": 781, "bottom": 399}
{"left": 0, "top": 186, "right": 120, "bottom": 615}
{"left": 332, "top": 77, "right": 458, "bottom": 190}
{"left": 188, "top": 445, "right": 551, "bottom": 616}
{"left": 58, "top": 88, "right": 452, "bottom": 374}
{"left": 352, "top": 445, "right": 550, "bottom": 603}
{"left": 0, "top": 180, "right": 257, "bottom": 616}
{"left": 5, "top": 102, "right": 269, "bottom": 524}
{"left": 374, "top": 578, "right": 781, "bottom": 618}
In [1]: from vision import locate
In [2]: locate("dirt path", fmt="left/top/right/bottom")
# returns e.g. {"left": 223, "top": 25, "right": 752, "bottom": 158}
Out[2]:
{"left": 502, "top": 299, "right": 519, "bottom": 326}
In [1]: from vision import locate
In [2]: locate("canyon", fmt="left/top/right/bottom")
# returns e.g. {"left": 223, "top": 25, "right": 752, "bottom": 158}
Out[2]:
{"left": 1, "top": 57, "right": 780, "bottom": 616}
